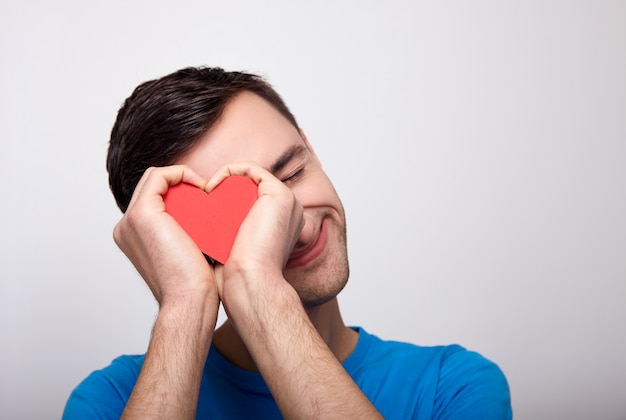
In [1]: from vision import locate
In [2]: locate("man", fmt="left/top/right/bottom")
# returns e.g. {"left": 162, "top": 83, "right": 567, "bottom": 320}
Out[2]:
{"left": 64, "top": 67, "right": 511, "bottom": 419}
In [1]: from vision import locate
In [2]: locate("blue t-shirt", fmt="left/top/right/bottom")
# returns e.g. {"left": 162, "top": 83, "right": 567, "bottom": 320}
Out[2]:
{"left": 63, "top": 328, "right": 512, "bottom": 419}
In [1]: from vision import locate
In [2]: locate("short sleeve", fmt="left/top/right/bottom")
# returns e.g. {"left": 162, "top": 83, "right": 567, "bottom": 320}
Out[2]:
{"left": 62, "top": 356, "right": 142, "bottom": 419}
{"left": 433, "top": 347, "right": 512, "bottom": 420}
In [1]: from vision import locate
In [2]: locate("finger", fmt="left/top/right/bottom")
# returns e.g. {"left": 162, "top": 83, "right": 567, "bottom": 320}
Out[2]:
{"left": 126, "top": 166, "right": 155, "bottom": 211}
{"left": 128, "top": 165, "right": 209, "bottom": 211}
{"left": 204, "top": 162, "right": 282, "bottom": 196}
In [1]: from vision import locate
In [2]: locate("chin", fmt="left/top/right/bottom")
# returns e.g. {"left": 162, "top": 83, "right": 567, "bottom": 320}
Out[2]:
{"left": 292, "top": 260, "right": 350, "bottom": 309}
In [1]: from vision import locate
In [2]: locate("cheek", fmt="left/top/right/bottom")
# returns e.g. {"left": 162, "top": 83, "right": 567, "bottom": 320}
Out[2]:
{"left": 295, "top": 172, "right": 343, "bottom": 212}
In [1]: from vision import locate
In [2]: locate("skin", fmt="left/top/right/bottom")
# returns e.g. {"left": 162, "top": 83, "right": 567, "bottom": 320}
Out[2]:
{"left": 113, "top": 92, "right": 383, "bottom": 419}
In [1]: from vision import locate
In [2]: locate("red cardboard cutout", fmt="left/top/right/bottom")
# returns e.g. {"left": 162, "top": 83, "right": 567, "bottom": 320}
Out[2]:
{"left": 163, "top": 176, "right": 258, "bottom": 264}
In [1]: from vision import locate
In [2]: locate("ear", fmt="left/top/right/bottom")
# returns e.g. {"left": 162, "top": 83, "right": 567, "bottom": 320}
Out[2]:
{"left": 299, "top": 129, "right": 322, "bottom": 166}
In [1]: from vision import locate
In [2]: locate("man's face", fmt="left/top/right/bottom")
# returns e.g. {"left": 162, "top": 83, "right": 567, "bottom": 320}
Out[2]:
{"left": 178, "top": 91, "right": 349, "bottom": 307}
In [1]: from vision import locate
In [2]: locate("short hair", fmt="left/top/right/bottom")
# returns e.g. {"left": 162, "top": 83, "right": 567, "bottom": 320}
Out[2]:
{"left": 107, "top": 66, "right": 299, "bottom": 212}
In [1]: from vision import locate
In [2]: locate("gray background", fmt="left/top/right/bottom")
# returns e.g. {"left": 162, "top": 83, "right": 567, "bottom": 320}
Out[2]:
{"left": 1, "top": 1, "right": 625, "bottom": 418}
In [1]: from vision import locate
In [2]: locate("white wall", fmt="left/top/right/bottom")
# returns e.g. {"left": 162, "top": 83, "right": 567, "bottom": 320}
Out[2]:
{"left": 1, "top": 1, "right": 624, "bottom": 418}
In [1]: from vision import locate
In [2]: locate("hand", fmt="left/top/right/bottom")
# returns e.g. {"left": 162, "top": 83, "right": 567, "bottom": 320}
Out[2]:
{"left": 204, "top": 162, "right": 304, "bottom": 316}
{"left": 113, "top": 165, "right": 218, "bottom": 310}
{"left": 202, "top": 166, "right": 382, "bottom": 420}
{"left": 115, "top": 166, "right": 221, "bottom": 419}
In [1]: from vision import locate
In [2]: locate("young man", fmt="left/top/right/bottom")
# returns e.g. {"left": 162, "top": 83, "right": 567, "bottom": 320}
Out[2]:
{"left": 64, "top": 67, "right": 512, "bottom": 419}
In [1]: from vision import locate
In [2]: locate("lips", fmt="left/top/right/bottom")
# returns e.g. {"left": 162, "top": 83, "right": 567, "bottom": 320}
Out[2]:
{"left": 286, "top": 220, "right": 328, "bottom": 269}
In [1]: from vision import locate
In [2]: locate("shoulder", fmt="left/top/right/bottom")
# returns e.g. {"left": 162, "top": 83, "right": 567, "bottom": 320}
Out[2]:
{"left": 434, "top": 345, "right": 511, "bottom": 418}
{"left": 348, "top": 327, "right": 468, "bottom": 375}
{"left": 348, "top": 328, "right": 511, "bottom": 420}
{"left": 62, "top": 354, "right": 145, "bottom": 419}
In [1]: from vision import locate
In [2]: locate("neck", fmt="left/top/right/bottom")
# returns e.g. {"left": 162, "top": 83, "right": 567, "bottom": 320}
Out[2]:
{"left": 212, "top": 298, "right": 357, "bottom": 372}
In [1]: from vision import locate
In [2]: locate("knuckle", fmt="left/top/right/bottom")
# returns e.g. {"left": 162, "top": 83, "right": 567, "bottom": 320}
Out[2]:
{"left": 112, "top": 221, "right": 125, "bottom": 247}
{"left": 124, "top": 209, "right": 143, "bottom": 227}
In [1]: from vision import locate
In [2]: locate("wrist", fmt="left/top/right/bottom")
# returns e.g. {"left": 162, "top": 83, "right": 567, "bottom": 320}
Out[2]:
{"left": 158, "top": 273, "right": 219, "bottom": 309}
{"left": 224, "top": 274, "right": 304, "bottom": 339}
{"left": 157, "top": 288, "right": 220, "bottom": 333}
{"left": 223, "top": 268, "right": 298, "bottom": 311}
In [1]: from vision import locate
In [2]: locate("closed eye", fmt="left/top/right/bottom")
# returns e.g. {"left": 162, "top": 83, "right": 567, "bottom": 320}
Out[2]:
{"left": 281, "top": 167, "right": 304, "bottom": 184}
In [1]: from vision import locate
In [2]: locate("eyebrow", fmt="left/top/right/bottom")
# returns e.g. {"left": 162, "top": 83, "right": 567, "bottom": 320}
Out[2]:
{"left": 270, "top": 144, "right": 308, "bottom": 174}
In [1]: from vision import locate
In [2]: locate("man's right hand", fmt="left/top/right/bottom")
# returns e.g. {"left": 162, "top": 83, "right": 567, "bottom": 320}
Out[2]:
{"left": 113, "top": 165, "right": 219, "bottom": 311}
{"left": 114, "top": 165, "right": 219, "bottom": 420}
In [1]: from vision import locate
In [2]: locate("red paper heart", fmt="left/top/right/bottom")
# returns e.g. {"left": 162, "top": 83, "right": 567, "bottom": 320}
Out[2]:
{"left": 163, "top": 176, "right": 258, "bottom": 264}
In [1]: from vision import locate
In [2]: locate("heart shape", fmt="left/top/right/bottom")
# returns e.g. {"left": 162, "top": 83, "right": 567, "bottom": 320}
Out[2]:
{"left": 163, "top": 176, "right": 258, "bottom": 264}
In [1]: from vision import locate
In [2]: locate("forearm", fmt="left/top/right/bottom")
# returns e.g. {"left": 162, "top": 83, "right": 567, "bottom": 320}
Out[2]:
{"left": 122, "top": 298, "right": 217, "bottom": 419}
{"left": 109, "top": 166, "right": 224, "bottom": 418}
{"left": 235, "top": 287, "right": 382, "bottom": 419}
{"left": 209, "top": 162, "right": 380, "bottom": 417}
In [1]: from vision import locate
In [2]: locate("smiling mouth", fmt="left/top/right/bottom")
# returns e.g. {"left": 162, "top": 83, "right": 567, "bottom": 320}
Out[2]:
{"left": 286, "top": 220, "right": 328, "bottom": 269}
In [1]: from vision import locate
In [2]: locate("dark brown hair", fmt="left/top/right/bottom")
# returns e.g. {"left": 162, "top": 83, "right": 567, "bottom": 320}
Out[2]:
{"left": 107, "top": 66, "right": 299, "bottom": 212}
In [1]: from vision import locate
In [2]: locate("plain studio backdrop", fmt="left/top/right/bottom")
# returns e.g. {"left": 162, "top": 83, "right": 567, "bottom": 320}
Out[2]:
{"left": 1, "top": 1, "right": 624, "bottom": 419}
